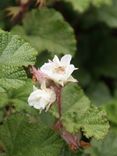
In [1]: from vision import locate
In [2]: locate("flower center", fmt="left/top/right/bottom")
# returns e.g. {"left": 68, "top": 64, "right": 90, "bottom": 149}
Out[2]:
{"left": 54, "top": 66, "right": 65, "bottom": 74}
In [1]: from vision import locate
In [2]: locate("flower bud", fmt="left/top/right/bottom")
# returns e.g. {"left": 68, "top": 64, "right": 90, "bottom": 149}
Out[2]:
{"left": 28, "top": 85, "right": 56, "bottom": 112}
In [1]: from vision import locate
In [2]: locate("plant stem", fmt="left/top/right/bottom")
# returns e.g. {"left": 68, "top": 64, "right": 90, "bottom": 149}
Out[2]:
{"left": 56, "top": 86, "right": 62, "bottom": 118}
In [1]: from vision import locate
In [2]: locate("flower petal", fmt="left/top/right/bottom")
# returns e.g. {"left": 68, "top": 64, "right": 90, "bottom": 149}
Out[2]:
{"left": 61, "top": 54, "right": 72, "bottom": 65}
{"left": 65, "top": 65, "right": 77, "bottom": 78}
{"left": 34, "top": 98, "right": 48, "bottom": 109}
{"left": 53, "top": 55, "right": 60, "bottom": 64}
{"left": 40, "top": 62, "right": 53, "bottom": 71}
{"left": 28, "top": 86, "right": 56, "bottom": 112}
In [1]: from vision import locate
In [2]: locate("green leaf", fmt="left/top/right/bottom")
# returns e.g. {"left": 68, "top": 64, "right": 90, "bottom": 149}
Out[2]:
{"left": 63, "top": 0, "right": 91, "bottom": 12}
{"left": 12, "top": 8, "right": 76, "bottom": 55}
{"left": 0, "top": 109, "right": 4, "bottom": 123}
{"left": 60, "top": 145, "right": 83, "bottom": 156}
{"left": 62, "top": 0, "right": 112, "bottom": 12}
{"left": 0, "top": 30, "right": 37, "bottom": 92}
{"left": 105, "top": 98, "right": 117, "bottom": 124}
{"left": 51, "top": 83, "right": 109, "bottom": 139}
{"left": 97, "top": 0, "right": 117, "bottom": 27}
{"left": 91, "top": 0, "right": 112, "bottom": 6}
{"left": 0, "top": 113, "right": 63, "bottom": 156}
{"left": 86, "top": 82, "right": 112, "bottom": 106}
{"left": 0, "top": 81, "right": 34, "bottom": 113}
{"left": 84, "top": 128, "right": 117, "bottom": 156}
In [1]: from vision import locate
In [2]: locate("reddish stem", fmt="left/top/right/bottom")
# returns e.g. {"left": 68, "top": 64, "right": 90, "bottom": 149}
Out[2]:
{"left": 53, "top": 120, "right": 80, "bottom": 151}
{"left": 56, "top": 86, "right": 62, "bottom": 118}
{"left": 53, "top": 120, "right": 91, "bottom": 151}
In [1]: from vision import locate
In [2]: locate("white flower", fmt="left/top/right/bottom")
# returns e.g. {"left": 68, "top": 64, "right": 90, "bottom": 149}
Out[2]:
{"left": 28, "top": 85, "right": 56, "bottom": 112}
{"left": 40, "top": 54, "right": 78, "bottom": 86}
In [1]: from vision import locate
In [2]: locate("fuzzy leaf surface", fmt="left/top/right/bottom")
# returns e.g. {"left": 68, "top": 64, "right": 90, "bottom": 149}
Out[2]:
{"left": 51, "top": 84, "right": 109, "bottom": 139}
{"left": 12, "top": 8, "right": 76, "bottom": 55}
{"left": 0, "top": 31, "right": 37, "bottom": 92}
{"left": 0, "top": 113, "right": 63, "bottom": 156}
{"left": 0, "top": 81, "right": 34, "bottom": 113}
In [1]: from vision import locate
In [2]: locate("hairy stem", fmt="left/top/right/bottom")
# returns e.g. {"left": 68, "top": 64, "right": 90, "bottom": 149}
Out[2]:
{"left": 56, "top": 86, "right": 62, "bottom": 118}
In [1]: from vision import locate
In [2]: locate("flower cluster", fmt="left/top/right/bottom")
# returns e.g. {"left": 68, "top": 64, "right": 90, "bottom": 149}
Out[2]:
{"left": 28, "top": 54, "right": 78, "bottom": 112}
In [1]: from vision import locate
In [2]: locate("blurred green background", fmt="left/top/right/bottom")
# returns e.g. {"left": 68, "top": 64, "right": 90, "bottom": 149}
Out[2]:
{"left": 0, "top": 0, "right": 117, "bottom": 155}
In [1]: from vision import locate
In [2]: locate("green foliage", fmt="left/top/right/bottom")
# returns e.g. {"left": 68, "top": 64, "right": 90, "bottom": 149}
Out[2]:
{"left": 97, "top": 0, "right": 117, "bottom": 27}
{"left": 0, "top": 12, "right": 5, "bottom": 29}
{"left": 0, "top": 113, "right": 63, "bottom": 156}
{"left": 0, "top": 81, "right": 33, "bottom": 112}
{"left": 51, "top": 83, "right": 109, "bottom": 139}
{"left": 60, "top": 146, "right": 83, "bottom": 156}
{"left": 84, "top": 128, "right": 117, "bottom": 156}
{"left": 86, "top": 82, "right": 112, "bottom": 106}
{"left": 12, "top": 8, "right": 76, "bottom": 55}
{"left": 63, "top": 0, "right": 91, "bottom": 12}
{"left": 0, "top": 30, "right": 37, "bottom": 92}
{"left": 62, "top": 0, "right": 112, "bottom": 12}
{"left": 0, "top": 0, "right": 117, "bottom": 155}
{"left": 105, "top": 98, "right": 117, "bottom": 125}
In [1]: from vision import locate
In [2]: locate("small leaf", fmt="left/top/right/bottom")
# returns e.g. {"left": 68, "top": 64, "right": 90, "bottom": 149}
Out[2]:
{"left": 0, "top": 30, "right": 37, "bottom": 92}
{"left": 0, "top": 113, "right": 63, "bottom": 156}
{"left": 12, "top": 8, "right": 76, "bottom": 55}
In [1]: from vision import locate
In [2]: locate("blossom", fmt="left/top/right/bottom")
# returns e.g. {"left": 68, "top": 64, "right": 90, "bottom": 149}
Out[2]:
{"left": 40, "top": 54, "right": 78, "bottom": 86}
{"left": 28, "top": 85, "right": 56, "bottom": 112}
